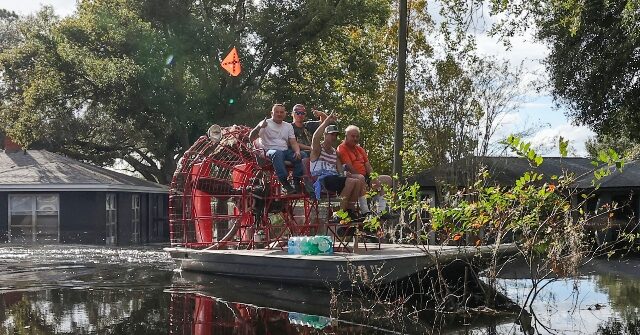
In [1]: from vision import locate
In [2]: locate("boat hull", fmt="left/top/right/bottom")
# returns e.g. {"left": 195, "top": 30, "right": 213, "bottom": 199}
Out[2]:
{"left": 166, "top": 243, "right": 516, "bottom": 287}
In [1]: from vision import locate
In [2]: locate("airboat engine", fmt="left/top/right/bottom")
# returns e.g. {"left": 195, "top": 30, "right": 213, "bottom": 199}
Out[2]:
{"left": 168, "top": 124, "right": 315, "bottom": 250}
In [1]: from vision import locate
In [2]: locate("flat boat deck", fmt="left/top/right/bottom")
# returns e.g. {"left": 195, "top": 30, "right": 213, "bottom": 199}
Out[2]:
{"left": 167, "top": 243, "right": 515, "bottom": 287}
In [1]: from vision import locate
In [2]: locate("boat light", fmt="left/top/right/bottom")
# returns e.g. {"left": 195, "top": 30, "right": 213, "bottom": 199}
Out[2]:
{"left": 207, "top": 124, "right": 222, "bottom": 143}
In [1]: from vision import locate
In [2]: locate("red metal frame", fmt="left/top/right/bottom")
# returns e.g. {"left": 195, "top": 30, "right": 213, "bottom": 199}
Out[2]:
{"left": 168, "top": 125, "right": 329, "bottom": 250}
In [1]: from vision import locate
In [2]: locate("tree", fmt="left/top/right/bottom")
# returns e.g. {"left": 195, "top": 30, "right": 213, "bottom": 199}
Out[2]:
{"left": 586, "top": 133, "right": 640, "bottom": 160}
{"left": 439, "top": 0, "right": 640, "bottom": 141}
{"left": 0, "top": 9, "right": 19, "bottom": 53}
{"left": 0, "top": 0, "right": 391, "bottom": 183}
{"left": 272, "top": 0, "right": 524, "bottom": 178}
{"left": 539, "top": 0, "right": 640, "bottom": 140}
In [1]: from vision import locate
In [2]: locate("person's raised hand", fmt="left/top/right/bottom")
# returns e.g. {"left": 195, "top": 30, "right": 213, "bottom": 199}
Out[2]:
{"left": 314, "top": 109, "right": 328, "bottom": 119}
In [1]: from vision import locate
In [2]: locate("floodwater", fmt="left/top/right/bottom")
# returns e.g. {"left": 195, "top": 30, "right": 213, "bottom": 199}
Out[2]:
{"left": 0, "top": 246, "right": 638, "bottom": 334}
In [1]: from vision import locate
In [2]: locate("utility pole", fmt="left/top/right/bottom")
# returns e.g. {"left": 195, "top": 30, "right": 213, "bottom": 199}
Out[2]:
{"left": 393, "top": 0, "right": 408, "bottom": 187}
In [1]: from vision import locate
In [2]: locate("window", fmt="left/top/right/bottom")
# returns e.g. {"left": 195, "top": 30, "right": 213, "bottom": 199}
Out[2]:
{"left": 106, "top": 193, "right": 117, "bottom": 245}
{"left": 132, "top": 194, "right": 140, "bottom": 244}
{"left": 8, "top": 194, "right": 59, "bottom": 243}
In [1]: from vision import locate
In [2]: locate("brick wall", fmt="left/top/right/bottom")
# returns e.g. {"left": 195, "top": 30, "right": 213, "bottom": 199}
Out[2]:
{"left": 3, "top": 135, "right": 22, "bottom": 153}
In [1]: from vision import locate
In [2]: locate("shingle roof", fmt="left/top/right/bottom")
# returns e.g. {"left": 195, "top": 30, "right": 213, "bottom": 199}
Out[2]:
{"left": 574, "top": 160, "right": 640, "bottom": 189}
{"left": 408, "top": 156, "right": 639, "bottom": 190}
{"left": 0, "top": 150, "right": 168, "bottom": 193}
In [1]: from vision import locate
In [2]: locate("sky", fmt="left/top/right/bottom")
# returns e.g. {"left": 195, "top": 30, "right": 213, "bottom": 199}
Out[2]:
{"left": 1, "top": 0, "right": 596, "bottom": 157}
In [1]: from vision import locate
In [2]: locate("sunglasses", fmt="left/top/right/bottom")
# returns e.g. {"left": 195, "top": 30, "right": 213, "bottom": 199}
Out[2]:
{"left": 294, "top": 111, "right": 306, "bottom": 115}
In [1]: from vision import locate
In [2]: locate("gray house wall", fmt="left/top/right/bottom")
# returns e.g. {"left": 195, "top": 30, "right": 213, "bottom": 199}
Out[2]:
{"left": 116, "top": 192, "right": 133, "bottom": 246}
{"left": 99, "top": 191, "right": 167, "bottom": 246}
{"left": 0, "top": 190, "right": 168, "bottom": 245}
{"left": 149, "top": 193, "right": 168, "bottom": 243}
{"left": 109, "top": 192, "right": 168, "bottom": 246}
{"left": 59, "top": 192, "right": 102, "bottom": 244}
{"left": 0, "top": 193, "right": 7, "bottom": 242}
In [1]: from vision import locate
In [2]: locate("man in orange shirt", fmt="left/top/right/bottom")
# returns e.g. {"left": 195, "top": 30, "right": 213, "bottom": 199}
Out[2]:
{"left": 336, "top": 125, "right": 393, "bottom": 215}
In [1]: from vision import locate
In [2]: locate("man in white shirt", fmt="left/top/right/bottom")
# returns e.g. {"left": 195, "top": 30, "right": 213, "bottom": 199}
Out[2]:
{"left": 249, "top": 103, "right": 307, "bottom": 193}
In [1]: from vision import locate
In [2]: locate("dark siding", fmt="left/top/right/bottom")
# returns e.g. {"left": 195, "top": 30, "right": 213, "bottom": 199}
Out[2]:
{"left": 0, "top": 192, "right": 7, "bottom": 242}
{"left": 117, "top": 192, "right": 132, "bottom": 246}
{"left": 148, "top": 194, "right": 158, "bottom": 243}
{"left": 140, "top": 193, "right": 149, "bottom": 244}
{"left": 59, "top": 192, "right": 102, "bottom": 244}
{"left": 95, "top": 192, "right": 107, "bottom": 244}
{"left": 148, "top": 194, "right": 169, "bottom": 243}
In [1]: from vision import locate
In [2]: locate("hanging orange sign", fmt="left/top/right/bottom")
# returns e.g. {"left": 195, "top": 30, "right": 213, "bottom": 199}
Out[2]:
{"left": 221, "top": 47, "right": 241, "bottom": 76}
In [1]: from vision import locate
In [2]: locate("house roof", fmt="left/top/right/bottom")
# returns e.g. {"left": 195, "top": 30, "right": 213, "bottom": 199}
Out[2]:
{"left": 408, "top": 156, "right": 638, "bottom": 190}
{"left": 574, "top": 160, "right": 640, "bottom": 189}
{"left": 0, "top": 150, "right": 168, "bottom": 193}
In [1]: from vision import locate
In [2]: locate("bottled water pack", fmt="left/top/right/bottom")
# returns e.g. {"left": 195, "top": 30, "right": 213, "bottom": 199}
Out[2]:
{"left": 287, "top": 236, "right": 333, "bottom": 255}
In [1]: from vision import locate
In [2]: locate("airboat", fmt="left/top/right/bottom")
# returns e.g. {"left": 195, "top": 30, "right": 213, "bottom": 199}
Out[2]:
{"left": 165, "top": 124, "right": 514, "bottom": 287}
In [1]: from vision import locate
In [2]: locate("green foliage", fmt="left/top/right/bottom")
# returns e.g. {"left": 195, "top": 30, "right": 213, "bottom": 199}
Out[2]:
{"left": 379, "top": 136, "right": 626, "bottom": 278}
{"left": 428, "top": 165, "right": 567, "bottom": 256}
{"left": 559, "top": 136, "right": 569, "bottom": 157}
{"left": 540, "top": 0, "right": 640, "bottom": 140}
{"left": 0, "top": 0, "right": 391, "bottom": 183}
{"left": 0, "top": 0, "right": 529, "bottom": 184}
{"left": 0, "top": 8, "right": 19, "bottom": 54}
{"left": 503, "top": 135, "right": 544, "bottom": 167}
{"left": 387, "top": 181, "right": 425, "bottom": 223}
{"left": 590, "top": 147, "right": 625, "bottom": 188}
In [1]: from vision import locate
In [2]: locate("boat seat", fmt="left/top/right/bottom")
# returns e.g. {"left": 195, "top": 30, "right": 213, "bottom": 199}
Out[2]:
{"left": 329, "top": 220, "right": 381, "bottom": 252}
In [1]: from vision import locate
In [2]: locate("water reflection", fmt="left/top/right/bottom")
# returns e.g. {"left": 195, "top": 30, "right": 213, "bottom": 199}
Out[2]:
{"left": 0, "top": 246, "right": 638, "bottom": 334}
{"left": 490, "top": 273, "right": 640, "bottom": 334}
{"left": 169, "top": 294, "right": 344, "bottom": 334}
{"left": 595, "top": 272, "right": 640, "bottom": 315}
{"left": 596, "top": 316, "right": 640, "bottom": 335}
{"left": 1, "top": 288, "right": 169, "bottom": 334}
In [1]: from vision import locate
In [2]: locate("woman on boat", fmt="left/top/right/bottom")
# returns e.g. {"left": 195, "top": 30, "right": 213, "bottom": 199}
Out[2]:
{"left": 309, "top": 114, "right": 370, "bottom": 220}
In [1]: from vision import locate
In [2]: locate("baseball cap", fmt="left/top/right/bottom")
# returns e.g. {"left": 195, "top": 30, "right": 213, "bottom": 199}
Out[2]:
{"left": 325, "top": 125, "right": 339, "bottom": 134}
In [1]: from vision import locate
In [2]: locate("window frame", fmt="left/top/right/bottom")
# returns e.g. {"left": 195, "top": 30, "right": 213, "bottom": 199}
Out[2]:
{"left": 131, "top": 194, "right": 141, "bottom": 244}
{"left": 106, "top": 193, "right": 118, "bottom": 245}
{"left": 8, "top": 194, "right": 60, "bottom": 243}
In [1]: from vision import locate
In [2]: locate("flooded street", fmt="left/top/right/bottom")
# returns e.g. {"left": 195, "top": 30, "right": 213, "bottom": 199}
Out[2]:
{"left": 0, "top": 246, "right": 638, "bottom": 334}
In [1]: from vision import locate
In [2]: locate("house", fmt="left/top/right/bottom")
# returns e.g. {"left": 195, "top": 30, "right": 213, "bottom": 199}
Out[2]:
{"left": 0, "top": 145, "right": 169, "bottom": 245}
{"left": 409, "top": 157, "right": 596, "bottom": 204}
{"left": 408, "top": 156, "right": 640, "bottom": 235}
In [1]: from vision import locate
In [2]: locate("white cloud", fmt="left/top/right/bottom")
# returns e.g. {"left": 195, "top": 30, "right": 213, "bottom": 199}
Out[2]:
{"left": 497, "top": 112, "right": 521, "bottom": 125}
{"left": 475, "top": 33, "right": 548, "bottom": 68}
{"left": 526, "top": 123, "right": 595, "bottom": 157}
{"left": 520, "top": 101, "right": 552, "bottom": 110}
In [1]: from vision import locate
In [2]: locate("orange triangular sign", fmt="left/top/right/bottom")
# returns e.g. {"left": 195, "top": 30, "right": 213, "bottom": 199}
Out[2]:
{"left": 221, "top": 47, "right": 241, "bottom": 76}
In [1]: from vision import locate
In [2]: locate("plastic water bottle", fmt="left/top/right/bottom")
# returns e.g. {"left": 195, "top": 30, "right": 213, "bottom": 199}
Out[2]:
{"left": 288, "top": 312, "right": 330, "bottom": 329}
{"left": 288, "top": 236, "right": 299, "bottom": 255}
{"left": 316, "top": 236, "right": 333, "bottom": 254}
{"left": 288, "top": 312, "right": 305, "bottom": 326}
{"left": 308, "top": 236, "right": 320, "bottom": 255}
{"left": 288, "top": 237, "right": 295, "bottom": 254}
{"left": 295, "top": 236, "right": 302, "bottom": 255}
{"left": 300, "top": 237, "right": 311, "bottom": 255}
